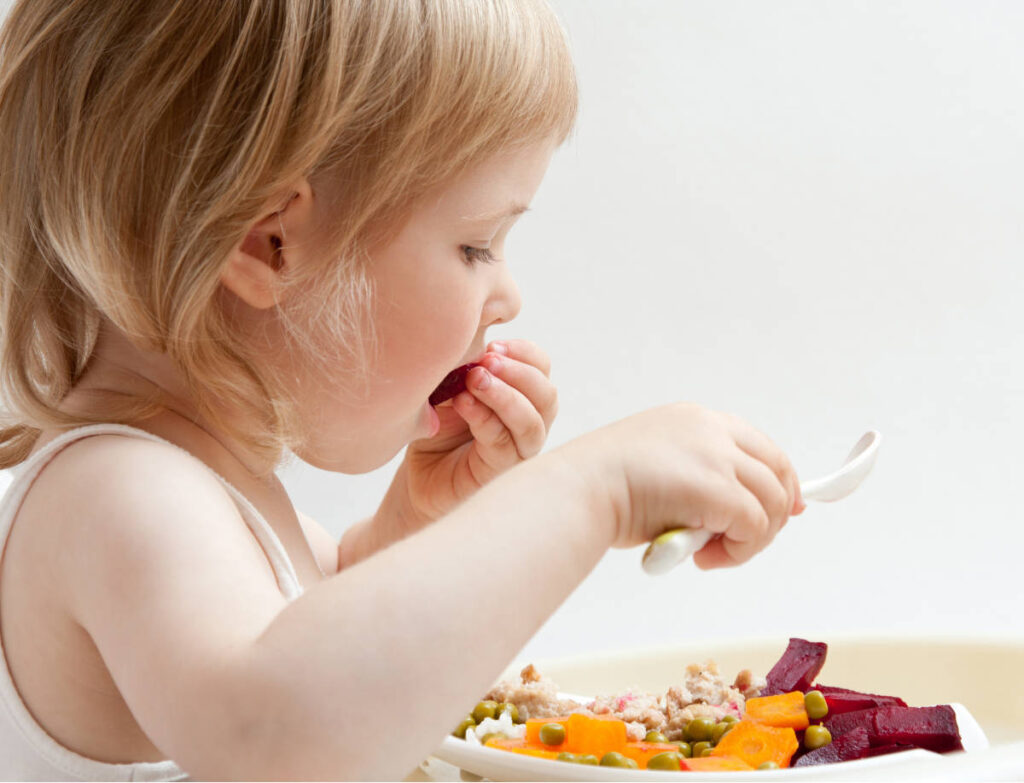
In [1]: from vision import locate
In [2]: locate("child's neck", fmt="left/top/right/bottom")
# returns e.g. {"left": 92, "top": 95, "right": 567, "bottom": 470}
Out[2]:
{"left": 63, "top": 318, "right": 277, "bottom": 485}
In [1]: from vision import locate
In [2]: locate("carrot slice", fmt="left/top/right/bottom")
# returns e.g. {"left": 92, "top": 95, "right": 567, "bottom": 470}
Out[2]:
{"left": 681, "top": 756, "right": 755, "bottom": 771}
{"left": 564, "top": 713, "right": 628, "bottom": 756}
{"left": 621, "top": 741, "right": 681, "bottom": 768}
{"left": 745, "top": 691, "right": 810, "bottom": 729}
{"left": 711, "top": 719, "right": 799, "bottom": 768}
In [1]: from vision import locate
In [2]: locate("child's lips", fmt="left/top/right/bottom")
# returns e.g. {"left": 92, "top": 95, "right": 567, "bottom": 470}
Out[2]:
{"left": 428, "top": 362, "right": 482, "bottom": 406}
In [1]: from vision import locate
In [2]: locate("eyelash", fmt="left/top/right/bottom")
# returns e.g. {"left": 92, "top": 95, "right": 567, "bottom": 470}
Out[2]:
{"left": 461, "top": 245, "right": 498, "bottom": 265}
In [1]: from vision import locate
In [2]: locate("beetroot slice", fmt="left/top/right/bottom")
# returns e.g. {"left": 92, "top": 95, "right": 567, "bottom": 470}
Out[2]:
{"left": 815, "top": 684, "right": 908, "bottom": 715}
{"left": 428, "top": 363, "right": 479, "bottom": 406}
{"left": 824, "top": 708, "right": 876, "bottom": 738}
{"left": 793, "top": 727, "right": 870, "bottom": 767}
{"left": 762, "top": 638, "right": 828, "bottom": 696}
{"left": 869, "top": 705, "right": 963, "bottom": 753}
{"left": 865, "top": 743, "right": 915, "bottom": 758}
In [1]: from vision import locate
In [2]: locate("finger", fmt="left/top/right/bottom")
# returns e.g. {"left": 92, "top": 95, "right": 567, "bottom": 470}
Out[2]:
{"left": 487, "top": 339, "right": 552, "bottom": 377}
{"left": 733, "top": 451, "right": 790, "bottom": 539}
{"left": 479, "top": 352, "right": 558, "bottom": 431}
{"left": 456, "top": 366, "right": 547, "bottom": 462}
{"left": 724, "top": 415, "right": 802, "bottom": 518}
{"left": 451, "top": 391, "right": 518, "bottom": 481}
{"left": 693, "top": 484, "right": 770, "bottom": 569}
{"left": 465, "top": 365, "right": 548, "bottom": 459}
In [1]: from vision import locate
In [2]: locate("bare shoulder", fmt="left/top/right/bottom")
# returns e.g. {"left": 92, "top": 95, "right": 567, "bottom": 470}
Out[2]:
{"left": 4, "top": 433, "right": 295, "bottom": 773}
{"left": 19, "top": 433, "right": 279, "bottom": 606}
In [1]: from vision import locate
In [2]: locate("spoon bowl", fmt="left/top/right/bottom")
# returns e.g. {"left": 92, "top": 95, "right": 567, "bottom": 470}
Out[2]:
{"left": 800, "top": 429, "right": 880, "bottom": 502}
{"left": 641, "top": 430, "right": 882, "bottom": 576}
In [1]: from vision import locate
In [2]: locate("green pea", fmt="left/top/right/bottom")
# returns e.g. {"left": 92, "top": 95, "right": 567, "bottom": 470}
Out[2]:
{"left": 804, "top": 725, "right": 832, "bottom": 750}
{"left": 556, "top": 752, "right": 578, "bottom": 763}
{"left": 472, "top": 700, "right": 499, "bottom": 723}
{"left": 599, "top": 752, "right": 638, "bottom": 769}
{"left": 479, "top": 732, "right": 500, "bottom": 746}
{"left": 647, "top": 752, "right": 684, "bottom": 770}
{"left": 804, "top": 691, "right": 829, "bottom": 721}
{"left": 758, "top": 761, "right": 780, "bottom": 770}
{"left": 645, "top": 730, "right": 669, "bottom": 743}
{"left": 691, "top": 741, "right": 712, "bottom": 757}
{"left": 721, "top": 714, "right": 739, "bottom": 724}
{"left": 711, "top": 721, "right": 734, "bottom": 744}
{"left": 578, "top": 754, "right": 600, "bottom": 765}
{"left": 700, "top": 747, "right": 714, "bottom": 757}
{"left": 453, "top": 716, "right": 476, "bottom": 739}
{"left": 539, "top": 723, "right": 566, "bottom": 746}
{"left": 673, "top": 741, "right": 693, "bottom": 758}
{"left": 685, "top": 718, "right": 715, "bottom": 742}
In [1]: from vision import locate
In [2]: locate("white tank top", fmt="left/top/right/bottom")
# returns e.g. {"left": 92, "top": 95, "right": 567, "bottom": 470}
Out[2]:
{"left": 0, "top": 423, "right": 306, "bottom": 781}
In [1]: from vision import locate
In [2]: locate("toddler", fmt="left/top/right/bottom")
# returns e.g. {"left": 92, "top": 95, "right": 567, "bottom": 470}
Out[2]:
{"left": 0, "top": 0, "right": 803, "bottom": 779}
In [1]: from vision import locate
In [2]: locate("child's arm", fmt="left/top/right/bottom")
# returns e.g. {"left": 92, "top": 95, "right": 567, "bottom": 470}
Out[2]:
{"left": 50, "top": 435, "right": 606, "bottom": 780}
{"left": 52, "top": 403, "right": 798, "bottom": 779}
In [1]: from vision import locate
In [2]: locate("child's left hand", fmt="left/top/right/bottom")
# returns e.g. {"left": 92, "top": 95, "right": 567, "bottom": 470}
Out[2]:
{"left": 392, "top": 339, "right": 558, "bottom": 530}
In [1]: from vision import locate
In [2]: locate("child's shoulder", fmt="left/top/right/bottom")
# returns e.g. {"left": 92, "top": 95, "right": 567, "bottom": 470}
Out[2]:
{"left": 11, "top": 429, "right": 268, "bottom": 594}
{"left": 26, "top": 428, "right": 237, "bottom": 521}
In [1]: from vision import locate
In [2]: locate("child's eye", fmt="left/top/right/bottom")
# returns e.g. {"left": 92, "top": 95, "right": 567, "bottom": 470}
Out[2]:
{"left": 461, "top": 245, "right": 498, "bottom": 265}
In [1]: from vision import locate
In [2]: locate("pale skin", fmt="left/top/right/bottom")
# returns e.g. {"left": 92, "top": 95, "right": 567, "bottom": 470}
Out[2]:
{"left": 0, "top": 138, "right": 804, "bottom": 779}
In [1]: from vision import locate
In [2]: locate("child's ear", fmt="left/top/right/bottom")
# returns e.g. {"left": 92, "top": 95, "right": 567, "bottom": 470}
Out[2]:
{"left": 220, "top": 179, "right": 313, "bottom": 310}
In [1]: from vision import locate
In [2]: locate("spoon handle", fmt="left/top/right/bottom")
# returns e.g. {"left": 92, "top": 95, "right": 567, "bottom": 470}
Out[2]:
{"left": 642, "top": 476, "right": 818, "bottom": 574}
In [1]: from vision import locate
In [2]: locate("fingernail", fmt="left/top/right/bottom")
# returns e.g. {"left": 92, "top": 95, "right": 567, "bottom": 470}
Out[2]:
{"left": 482, "top": 354, "right": 502, "bottom": 373}
{"left": 489, "top": 341, "right": 508, "bottom": 355}
{"left": 472, "top": 367, "right": 491, "bottom": 390}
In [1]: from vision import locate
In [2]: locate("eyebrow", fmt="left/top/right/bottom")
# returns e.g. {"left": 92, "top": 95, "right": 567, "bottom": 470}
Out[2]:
{"left": 460, "top": 203, "right": 531, "bottom": 222}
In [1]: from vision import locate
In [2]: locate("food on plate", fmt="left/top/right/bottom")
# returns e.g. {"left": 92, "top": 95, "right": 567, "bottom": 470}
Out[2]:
{"left": 429, "top": 363, "right": 480, "bottom": 406}
{"left": 450, "top": 638, "right": 965, "bottom": 771}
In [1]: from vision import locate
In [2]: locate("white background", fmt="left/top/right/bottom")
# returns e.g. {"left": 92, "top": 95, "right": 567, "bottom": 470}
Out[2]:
{"left": 283, "top": 0, "right": 1024, "bottom": 663}
{"left": 3, "top": 1, "right": 1021, "bottom": 663}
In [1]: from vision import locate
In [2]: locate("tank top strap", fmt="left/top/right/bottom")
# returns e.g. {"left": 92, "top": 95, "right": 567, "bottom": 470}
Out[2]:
{"left": 1, "top": 422, "right": 303, "bottom": 601}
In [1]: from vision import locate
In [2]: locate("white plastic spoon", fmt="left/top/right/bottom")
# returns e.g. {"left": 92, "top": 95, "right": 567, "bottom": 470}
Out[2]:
{"left": 641, "top": 430, "right": 882, "bottom": 575}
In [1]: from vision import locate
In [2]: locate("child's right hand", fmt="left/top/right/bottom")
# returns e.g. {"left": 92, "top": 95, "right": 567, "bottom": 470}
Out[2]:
{"left": 552, "top": 402, "right": 805, "bottom": 569}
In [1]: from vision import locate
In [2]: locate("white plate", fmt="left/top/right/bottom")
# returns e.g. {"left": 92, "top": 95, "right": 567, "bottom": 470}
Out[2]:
{"left": 431, "top": 701, "right": 987, "bottom": 782}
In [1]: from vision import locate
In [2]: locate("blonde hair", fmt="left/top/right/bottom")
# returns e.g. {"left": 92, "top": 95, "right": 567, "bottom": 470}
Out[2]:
{"left": 0, "top": 0, "right": 577, "bottom": 477}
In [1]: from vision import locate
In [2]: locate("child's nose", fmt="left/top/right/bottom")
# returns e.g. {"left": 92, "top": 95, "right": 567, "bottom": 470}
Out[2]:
{"left": 483, "top": 263, "right": 522, "bottom": 326}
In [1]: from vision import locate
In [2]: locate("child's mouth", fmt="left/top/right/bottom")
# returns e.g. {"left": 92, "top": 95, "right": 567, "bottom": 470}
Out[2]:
{"left": 428, "top": 363, "right": 480, "bottom": 406}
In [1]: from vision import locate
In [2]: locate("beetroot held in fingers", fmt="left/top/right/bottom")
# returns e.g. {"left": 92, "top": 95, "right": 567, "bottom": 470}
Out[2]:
{"left": 762, "top": 638, "right": 828, "bottom": 696}
{"left": 429, "top": 363, "right": 480, "bottom": 406}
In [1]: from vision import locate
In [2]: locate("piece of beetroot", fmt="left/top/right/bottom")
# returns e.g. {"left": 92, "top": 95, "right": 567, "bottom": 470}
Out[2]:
{"left": 869, "top": 704, "right": 963, "bottom": 753}
{"left": 815, "top": 684, "right": 908, "bottom": 715}
{"left": 865, "top": 743, "right": 914, "bottom": 758}
{"left": 428, "top": 363, "right": 480, "bottom": 406}
{"left": 793, "top": 727, "right": 871, "bottom": 767}
{"left": 824, "top": 708, "right": 876, "bottom": 738}
{"left": 762, "top": 638, "right": 828, "bottom": 696}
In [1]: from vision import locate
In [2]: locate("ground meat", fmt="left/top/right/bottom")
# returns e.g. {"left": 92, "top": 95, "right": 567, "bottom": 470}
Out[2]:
{"left": 589, "top": 689, "right": 667, "bottom": 733}
{"left": 681, "top": 661, "right": 731, "bottom": 704}
{"left": 625, "top": 722, "right": 648, "bottom": 742}
{"left": 482, "top": 659, "right": 761, "bottom": 738}
{"left": 732, "top": 669, "right": 766, "bottom": 699}
{"left": 484, "top": 665, "right": 589, "bottom": 720}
